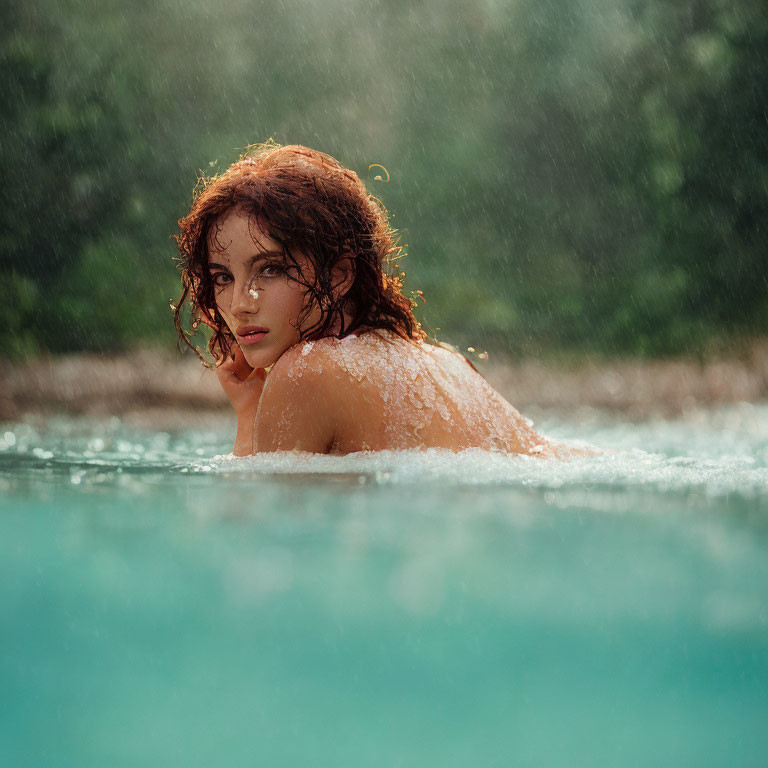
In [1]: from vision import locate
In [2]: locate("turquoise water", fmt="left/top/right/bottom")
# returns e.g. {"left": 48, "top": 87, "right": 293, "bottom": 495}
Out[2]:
{"left": 1, "top": 406, "right": 767, "bottom": 766}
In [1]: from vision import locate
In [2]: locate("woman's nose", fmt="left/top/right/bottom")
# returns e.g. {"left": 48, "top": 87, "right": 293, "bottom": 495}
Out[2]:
{"left": 230, "top": 280, "right": 259, "bottom": 315}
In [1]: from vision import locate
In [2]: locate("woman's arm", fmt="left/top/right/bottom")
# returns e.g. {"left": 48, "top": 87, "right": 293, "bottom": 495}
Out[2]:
{"left": 214, "top": 346, "right": 267, "bottom": 456}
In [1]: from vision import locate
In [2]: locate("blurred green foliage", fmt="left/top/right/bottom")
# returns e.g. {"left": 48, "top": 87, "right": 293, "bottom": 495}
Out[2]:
{"left": 2, "top": 0, "right": 766, "bottom": 359}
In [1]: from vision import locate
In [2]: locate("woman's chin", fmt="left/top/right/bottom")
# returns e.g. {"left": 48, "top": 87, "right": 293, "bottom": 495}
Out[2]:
{"left": 240, "top": 346, "right": 279, "bottom": 371}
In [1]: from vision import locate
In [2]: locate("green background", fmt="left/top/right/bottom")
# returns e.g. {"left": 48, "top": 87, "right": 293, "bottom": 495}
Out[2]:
{"left": 2, "top": 0, "right": 766, "bottom": 360}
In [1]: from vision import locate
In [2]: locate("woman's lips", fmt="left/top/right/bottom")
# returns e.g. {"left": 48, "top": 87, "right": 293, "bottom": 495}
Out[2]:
{"left": 237, "top": 326, "right": 269, "bottom": 345}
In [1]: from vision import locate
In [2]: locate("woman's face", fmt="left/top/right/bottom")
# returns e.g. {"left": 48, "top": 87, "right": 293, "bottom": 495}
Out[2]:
{"left": 207, "top": 207, "right": 320, "bottom": 369}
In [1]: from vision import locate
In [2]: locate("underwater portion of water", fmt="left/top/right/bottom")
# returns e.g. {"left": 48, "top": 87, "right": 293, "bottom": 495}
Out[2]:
{"left": 1, "top": 405, "right": 767, "bottom": 767}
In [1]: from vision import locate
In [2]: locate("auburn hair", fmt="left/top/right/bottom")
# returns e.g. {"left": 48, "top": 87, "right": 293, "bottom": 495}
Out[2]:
{"left": 173, "top": 141, "right": 425, "bottom": 364}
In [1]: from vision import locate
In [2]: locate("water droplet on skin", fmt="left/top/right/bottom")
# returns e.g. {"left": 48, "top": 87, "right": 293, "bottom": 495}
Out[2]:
{"left": 467, "top": 346, "right": 475, "bottom": 353}
{"left": 249, "top": 287, "right": 259, "bottom": 300}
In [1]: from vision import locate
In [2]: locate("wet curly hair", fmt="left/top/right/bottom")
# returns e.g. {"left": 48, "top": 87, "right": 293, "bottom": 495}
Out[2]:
{"left": 173, "top": 140, "right": 425, "bottom": 365}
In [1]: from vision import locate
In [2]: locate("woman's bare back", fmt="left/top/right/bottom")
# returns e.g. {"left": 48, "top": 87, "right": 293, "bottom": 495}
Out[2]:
{"left": 271, "top": 329, "right": 557, "bottom": 456}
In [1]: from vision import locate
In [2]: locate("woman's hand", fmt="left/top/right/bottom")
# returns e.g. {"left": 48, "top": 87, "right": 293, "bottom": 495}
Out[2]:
{"left": 215, "top": 344, "right": 267, "bottom": 456}
{"left": 198, "top": 310, "right": 265, "bottom": 454}
{"left": 215, "top": 343, "right": 267, "bottom": 416}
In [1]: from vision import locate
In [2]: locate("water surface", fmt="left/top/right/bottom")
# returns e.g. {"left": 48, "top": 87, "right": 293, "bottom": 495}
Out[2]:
{"left": 1, "top": 405, "right": 767, "bottom": 766}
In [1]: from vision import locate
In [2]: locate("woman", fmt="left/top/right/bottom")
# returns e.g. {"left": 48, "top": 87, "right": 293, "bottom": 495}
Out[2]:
{"left": 174, "top": 141, "right": 567, "bottom": 457}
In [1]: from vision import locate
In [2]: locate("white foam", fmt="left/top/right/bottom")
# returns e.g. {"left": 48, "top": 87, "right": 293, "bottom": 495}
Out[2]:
{"left": 4, "top": 403, "right": 767, "bottom": 499}
{"left": 201, "top": 443, "right": 768, "bottom": 498}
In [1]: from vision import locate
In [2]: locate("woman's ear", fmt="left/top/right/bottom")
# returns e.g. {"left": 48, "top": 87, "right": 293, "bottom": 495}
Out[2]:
{"left": 330, "top": 252, "right": 356, "bottom": 301}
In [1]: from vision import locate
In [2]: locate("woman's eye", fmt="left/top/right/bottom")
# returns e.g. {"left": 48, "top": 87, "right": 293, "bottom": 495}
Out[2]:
{"left": 211, "top": 273, "right": 232, "bottom": 287}
{"left": 259, "top": 264, "right": 284, "bottom": 278}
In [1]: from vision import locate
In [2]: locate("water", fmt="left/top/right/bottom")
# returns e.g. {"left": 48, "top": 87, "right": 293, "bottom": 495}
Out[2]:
{"left": 1, "top": 405, "right": 767, "bottom": 766}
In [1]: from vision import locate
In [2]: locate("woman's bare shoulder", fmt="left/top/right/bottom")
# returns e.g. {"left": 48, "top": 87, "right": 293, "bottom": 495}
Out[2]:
{"left": 277, "top": 331, "right": 389, "bottom": 381}
{"left": 255, "top": 333, "right": 389, "bottom": 452}
{"left": 254, "top": 341, "right": 351, "bottom": 452}
{"left": 259, "top": 330, "right": 399, "bottom": 419}
{"left": 269, "top": 336, "right": 357, "bottom": 382}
